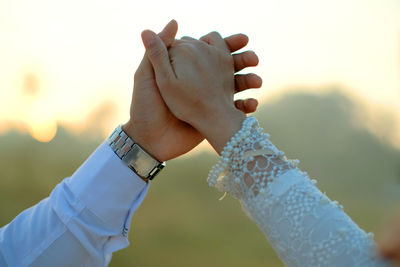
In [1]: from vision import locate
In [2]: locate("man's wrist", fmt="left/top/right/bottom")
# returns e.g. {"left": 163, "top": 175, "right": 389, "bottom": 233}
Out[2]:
{"left": 110, "top": 124, "right": 165, "bottom": 181}
{"left": 122, "top": 122, "right": 163, "bottom": 161}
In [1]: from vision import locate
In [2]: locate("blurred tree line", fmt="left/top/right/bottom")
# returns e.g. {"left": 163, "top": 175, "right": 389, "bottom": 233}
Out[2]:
{"left": 1, "top": 89, "right": 399, "bottom": 266}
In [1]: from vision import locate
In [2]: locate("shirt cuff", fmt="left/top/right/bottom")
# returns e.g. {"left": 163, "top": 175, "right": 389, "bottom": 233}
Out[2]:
{"left": 66, "top": 141, "right": 149, "bottom": 233}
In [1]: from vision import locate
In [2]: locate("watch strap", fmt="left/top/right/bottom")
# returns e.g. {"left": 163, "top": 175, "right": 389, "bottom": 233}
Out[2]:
{"left": 107, "top": 125, "right": 165, "bottom": 181}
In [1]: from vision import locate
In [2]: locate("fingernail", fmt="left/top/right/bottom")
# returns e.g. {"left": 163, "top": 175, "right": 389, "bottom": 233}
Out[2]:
{"left": 141, "top": 30, "right": 157, "bottom": 48}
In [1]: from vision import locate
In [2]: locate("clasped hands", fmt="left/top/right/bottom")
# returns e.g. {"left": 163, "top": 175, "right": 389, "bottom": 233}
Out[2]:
{"left": 123, "top": 20, "right": 262, "bottom": 161}
{"left": 121, "top": 20, "right": 400, "bottom": 263}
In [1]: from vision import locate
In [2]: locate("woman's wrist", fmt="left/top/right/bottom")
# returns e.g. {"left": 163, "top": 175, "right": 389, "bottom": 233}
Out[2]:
{"left": 196, "top": 107, "right": 246, "bottom": 155}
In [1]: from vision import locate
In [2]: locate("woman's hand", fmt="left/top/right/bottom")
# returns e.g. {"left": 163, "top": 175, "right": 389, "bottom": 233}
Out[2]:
{"left": 125, "top": 20, "right": 262, "bottom": 160}
{"left": 142, "top": 30, "right": 261, "bottom": 153}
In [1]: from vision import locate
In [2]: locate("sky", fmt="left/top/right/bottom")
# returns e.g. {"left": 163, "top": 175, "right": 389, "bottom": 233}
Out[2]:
{"left": 0, "top": 0, "right": 399, "bottom": 142}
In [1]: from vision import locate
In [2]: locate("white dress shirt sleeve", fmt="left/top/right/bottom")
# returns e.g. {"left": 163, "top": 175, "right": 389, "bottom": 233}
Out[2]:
{"left": 0, "top": 141, "right": 150, "bottom": 267}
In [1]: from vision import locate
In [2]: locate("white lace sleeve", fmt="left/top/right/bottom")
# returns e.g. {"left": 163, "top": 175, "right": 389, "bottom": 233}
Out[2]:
{"left": 207, "top": 116, "right": 390, "bottom": 267}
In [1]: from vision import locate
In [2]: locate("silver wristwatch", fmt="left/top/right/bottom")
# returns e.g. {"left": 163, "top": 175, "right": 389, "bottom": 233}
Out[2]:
{"left": 107, "top": 125, "right": 165, "bottom": 182}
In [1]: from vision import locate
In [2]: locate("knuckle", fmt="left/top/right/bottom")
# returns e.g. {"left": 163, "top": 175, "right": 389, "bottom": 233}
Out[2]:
{"left": 197, "top": 40, "right": 209, "bottom": 50}
{"left": 241, "top": 54, "right": 247, "bottom": 65}
{"left": 183, "top": 43, "right": 198, "bottom": 57}
{"left": 171, "top": 39, "right": 183, "bottom": 47}
{"left": 191, "top": 41, "right": 208, "bottom": 54}
{"left": 175, "top": 42, "right": 191, "bottom": 52}
{"left": 181, "top": 42, "right": 193, "bottom": 50}
{"left": 200, "top": 33, "right": 210, "bottom": 41}
{"left": 236, "top": 53, "right": 245, "bottom": 67}
{"left": 245, "top": 74, "right": 252, "bottom": 88}
{"left": 238, "top": 75, "right": 246, "bottom": 89}
{"left": 223, "top": 53, "right": 234, "bottom": 65}
{"left": 209, "top": 31, "right": 222, "bottom": 38}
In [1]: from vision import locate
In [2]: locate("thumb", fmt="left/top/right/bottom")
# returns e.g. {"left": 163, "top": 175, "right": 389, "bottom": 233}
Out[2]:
{"left": 142, "top": 30, "right": 175, "bottom": 85}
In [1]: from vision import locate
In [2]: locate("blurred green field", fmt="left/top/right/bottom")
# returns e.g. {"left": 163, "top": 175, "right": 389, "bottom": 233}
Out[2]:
{"left": 1, "top": 90, "right": 399, "bottom": 266}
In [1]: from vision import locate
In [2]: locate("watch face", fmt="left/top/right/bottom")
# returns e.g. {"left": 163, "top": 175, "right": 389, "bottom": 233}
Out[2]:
{"left": 123, "top": 144, "right": 157, "bottom": 178}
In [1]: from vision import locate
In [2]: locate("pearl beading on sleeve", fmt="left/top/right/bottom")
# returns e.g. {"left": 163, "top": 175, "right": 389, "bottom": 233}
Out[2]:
{"left": 207, "top": 116, "right": 389, "bottom": 267}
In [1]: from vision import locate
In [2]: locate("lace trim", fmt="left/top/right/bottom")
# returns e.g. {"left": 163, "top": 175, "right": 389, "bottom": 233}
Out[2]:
{"left": 207, "top": 116, "right": 297, "bottom": 199}
{"left": 207, "top": 116, "right": 388, "bottom": 267}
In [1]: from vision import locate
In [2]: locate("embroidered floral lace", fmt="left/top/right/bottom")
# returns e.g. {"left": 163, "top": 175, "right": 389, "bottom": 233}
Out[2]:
{"left": 208, "top": 116, "right": 389, "bottom": 267}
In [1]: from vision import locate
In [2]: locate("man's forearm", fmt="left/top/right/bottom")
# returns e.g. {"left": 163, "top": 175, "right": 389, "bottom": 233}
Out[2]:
{"left": 0, "top": 141, "right": 149, "bottom": 266}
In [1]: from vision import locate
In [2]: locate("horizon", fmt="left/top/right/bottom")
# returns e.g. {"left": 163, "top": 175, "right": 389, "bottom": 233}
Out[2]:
{"left": 2, "top": 88, "right": 400, "bottom": 153}
{"left": 0, "top": 0, "right": 399, "bottom": 144}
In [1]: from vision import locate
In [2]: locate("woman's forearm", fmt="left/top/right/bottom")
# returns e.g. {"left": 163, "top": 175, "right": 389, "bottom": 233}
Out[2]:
{"left": 208, "top": 116, "right": 390, "bottom": 266}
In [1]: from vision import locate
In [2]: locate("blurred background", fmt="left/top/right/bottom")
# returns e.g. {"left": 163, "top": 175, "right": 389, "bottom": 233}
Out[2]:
{"left": 0, "top": 0, "right": 400, "bottom": 266}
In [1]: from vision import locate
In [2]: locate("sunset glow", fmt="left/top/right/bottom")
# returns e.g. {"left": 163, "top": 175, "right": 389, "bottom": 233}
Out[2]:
{"left": 28, "top": 119, "right": 57, "bottom": 143}
{"left": 26, "top": 99, "right": 58, "bottom": 143}
{"left": 0, "top": 0, "right": 399, "bottom": 143}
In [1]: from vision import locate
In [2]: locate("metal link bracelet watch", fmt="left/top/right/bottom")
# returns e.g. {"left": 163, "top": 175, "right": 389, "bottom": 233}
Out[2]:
{"left": 107, "top": 125, "right": 165, "bottom": 182}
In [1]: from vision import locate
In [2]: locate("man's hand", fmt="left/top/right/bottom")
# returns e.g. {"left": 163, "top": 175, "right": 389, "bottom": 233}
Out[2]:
{"left": 124, "top": 20, "right": 262, "bottom": 161}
